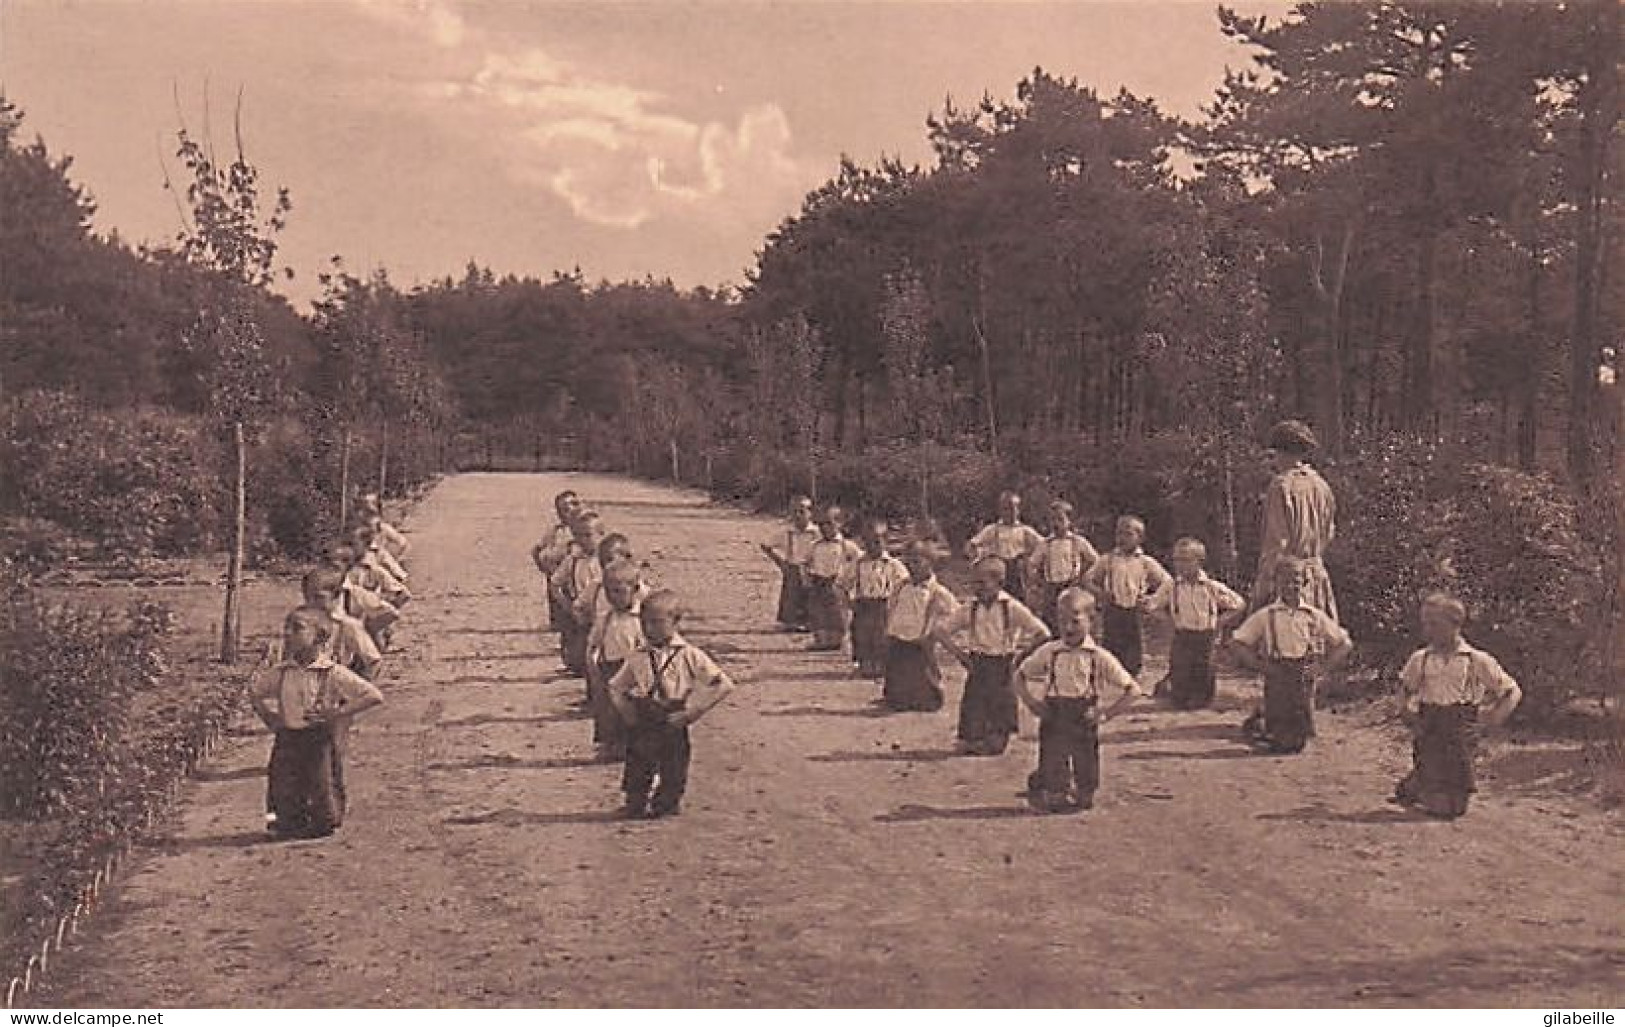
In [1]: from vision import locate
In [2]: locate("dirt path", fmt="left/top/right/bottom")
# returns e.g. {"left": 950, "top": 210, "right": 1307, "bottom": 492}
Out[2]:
{"left": 40, "top": 473, "right": 1624, "bottom": 1007}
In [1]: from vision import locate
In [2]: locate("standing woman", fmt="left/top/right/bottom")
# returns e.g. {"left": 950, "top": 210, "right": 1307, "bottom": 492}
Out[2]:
{"left": 1253, "top": 420, "right": 1339, "bottom": 622}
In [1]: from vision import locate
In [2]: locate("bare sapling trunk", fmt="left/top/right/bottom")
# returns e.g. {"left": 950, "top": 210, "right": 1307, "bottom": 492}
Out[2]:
{"left": 220, "top": 419, "right": 246, "bottom": 664}
{"left": 338, "top": 426, "right": 352, "bottom": 530}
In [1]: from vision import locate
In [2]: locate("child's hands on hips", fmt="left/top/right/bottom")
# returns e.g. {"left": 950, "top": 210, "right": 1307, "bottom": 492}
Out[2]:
{"left": 666, "top": 708, "right": 693, "bottom": 728}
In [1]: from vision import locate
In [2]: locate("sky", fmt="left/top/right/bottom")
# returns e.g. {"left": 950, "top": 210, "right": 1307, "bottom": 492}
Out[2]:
{"left": 2, "top": 0, "right": 1285, "bottom": 304}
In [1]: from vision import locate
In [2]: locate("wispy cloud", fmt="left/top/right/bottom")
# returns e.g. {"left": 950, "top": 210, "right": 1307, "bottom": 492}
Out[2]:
{"left": 353, "top": 0, "right": 467, "bottom": 49}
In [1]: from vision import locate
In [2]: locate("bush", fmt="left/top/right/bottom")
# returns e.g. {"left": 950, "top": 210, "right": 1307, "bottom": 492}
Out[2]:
{"left": 0, "top": 584, "right": 175, "bottom": 819}
{"left": 0, "top": 392, "right": 219, "bottom": 561}
{"left": 1331, "top": 435, "right": 1610, "bottom": 716}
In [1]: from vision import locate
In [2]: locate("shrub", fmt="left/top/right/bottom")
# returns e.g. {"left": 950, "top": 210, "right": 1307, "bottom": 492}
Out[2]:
{"left": 0, "top": 586, "right": 175, "bottom": 819}
{"left": 1330, "top": 435, "right": 1610, "bottom": 716}
{"left": 0, "top": 392, "right": 219, "bottom": 561}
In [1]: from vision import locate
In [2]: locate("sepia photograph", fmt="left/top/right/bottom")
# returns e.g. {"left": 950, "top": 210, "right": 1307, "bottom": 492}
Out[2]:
{"left": 0, "top": 0, "right": 1621, "bottom": 1014}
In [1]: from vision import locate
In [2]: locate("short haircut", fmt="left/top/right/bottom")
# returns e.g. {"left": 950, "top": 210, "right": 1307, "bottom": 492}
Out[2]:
{"left": 975, "top": 555, "right": 1007, "bottom": 578}
{"left": 1172, "top": 537, "right": 1208, "bottom": 563}
{"left": 861, "top": 517, "right": 889, "bottom": 539}
{"left": 1056, "top": 587, "right": 1096, "bottom": 617}
{"left": 1116, "top": 514, "right": 1146, "bottom": 534}
{"left": 329, "top": 543, "right": 358, "bottom": 564}
{"left": 598, "top": 533, "right": 631, "bottom": 563}
{"left": 1421, "top": 591, "right": 1467, "bottom": 625}
{"left": 1274, "top": 556, "right": 1307, "bottom": 582}
{"left": 903, "top": 540, "right": 939, "bottom": 565}
{"left": 573, "top": 510, "right": 603, "bottom": 534}
{"left": 818, "top": 504, "right": 845, "bottom": 525}
{"left": 555, "top": 489, "right": 579, "bottom": 504}
{"left": 603, "top": 560, "right": 643, "bottom": 587}
{"left": 1049, "top": 499, "right": 1075, "bottom": 519}
{"left": 998, "top": 490, "right": 1021, "bottom": 504}
{"left": 284, "top": 607, "right": 333, "bottom": 643}
{"left": 302, "top": 567, "right": 344, "bottom": 599}
{"left": 642, "top": 589, "right": 683, "bottom": 619}
{"left": 790, "top": 495, "right": 813, "bottom": 510}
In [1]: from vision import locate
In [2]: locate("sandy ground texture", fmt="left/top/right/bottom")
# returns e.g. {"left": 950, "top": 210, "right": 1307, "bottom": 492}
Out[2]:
{"left": 37, "top": 473, "right": 1625, "bottom": 1008}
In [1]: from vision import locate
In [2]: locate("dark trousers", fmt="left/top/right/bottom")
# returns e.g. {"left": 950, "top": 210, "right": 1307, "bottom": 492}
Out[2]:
{"left": 776, "top": 565, "right": 809, "bottom": 629}
{"left": 1101, "top": 604, "right": 1143, "bottom": 675}
{"left": 882, "top": 638, "right": 943, "bottom": 711}
{"left": 807, "top": 575, "right": 847, "bottom": 649}
{"left": 268, "top": 725, "right": 340, "bottom": 837}
{"left": 592, "top": 658, "right": 628, "bottom": 752}
{"left": 556, "top": 605, "right": 588, "bottom": 676}
{"left": 1168, "top": 629, "right": 1218, "bottom": 709}
{"left": 623, "top": 714, "right": 692, "bottom": 814}
{"left": 850, "top": 598, "right": 888, "bottom": 677}
{"left": 1396, "top": 703, "right": 1478, "bottom": 817}
{"left": 1036, "top": 698, "right": 1099, "bottom": 806}
{"left": 958, "top": 654, "right": 1017, "bottom": 754}
{"left": 1259, "top": 658, "right": 1316, "bottom": 753}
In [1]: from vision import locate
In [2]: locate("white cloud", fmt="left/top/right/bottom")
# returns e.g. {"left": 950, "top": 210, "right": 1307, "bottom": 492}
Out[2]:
{"left": 429, "top": 46, "right": 810, "bottom": 229}
{"left": 353, "top": 0, "right": 467, "bottom": 49}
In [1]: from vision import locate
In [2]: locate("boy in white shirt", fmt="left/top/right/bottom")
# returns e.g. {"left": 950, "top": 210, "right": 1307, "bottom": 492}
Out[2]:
{"left": 805, "top": 505, "right": 861, "bottom": 652}
{"left": 937, "top": 556, "right": 1050, "bottom": 756}
{"left": 1230, "top": 558, "right": 1352, "bottom": 754}
{"left": 881, "top": 542, "right": 958, "bottom": 712}
{"left": 251, "top": 609, "right": 383, "bottom": 839}
{"left": 759, "top": 495, "right": 818, "bottom": 632}
{"left": 1015, "top": 589, "right": 1141, "bottom": 813}
{"left": 608, "top": 591, "right": 735, "bottom": 819}
{"left": 1083, "top": 514, "right": 1171, "bottom": 678}
{"left": 1391, "top": 593, "right": 1521, "bottom": 819}
{"left": 1145, "top": 538, "right": 1245, "bottom": 710}
{"left": 966, "top": 490, "right": 1044, "bottom": 598}
{"left": 846, "top": 518, "right": 908, "bottom": 679}
{"left": 1028, "top": 500, "right": 1099, "bottom": 629}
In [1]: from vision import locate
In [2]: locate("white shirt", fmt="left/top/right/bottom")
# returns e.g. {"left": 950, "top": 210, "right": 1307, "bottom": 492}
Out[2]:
{"left": 1400, "top": 640, "right": 1519, "bottom": 707}
{"left": 1085, "top": 549, "right": 1172, "bottom": 609}
{"left": 551, "top": 552, "right": 601, "bottom": 602}
{"left": 252, "top": 656, "right": 380, "bottom": 730}
{"left": 608, "top": 634, "right": 732, "bottom": 704}
{"left": 807, "top": 536, "right": 861, "bottom": 579}
{"left": 1017, "top": 638, "right": 1141, "bottom": 701}
{"left": 1232, "top": 600, "right": 1350, "bottom": 660}
{"left": 968, "top": 521, "right": 1044, "bottom": 562}
{"left": 586, "top": 581, "right": 652, "bottom": 663}
{"left": 774, "top": 525, "right": 821, "bottom": 567}
{"left": 1031, "top": 533, "right": 1100, "bottom": 585}
{"left": 939, "top": 592, "right": 1050, "bottom": 656}
{"left": 848, "top": 553, "right": 910, "bottom": 601}
{"left": 1146, "top": 573, "right": 1245, "bottom": 632}
{"left": 886, "top": 578, "right": 958, "bottom": 642}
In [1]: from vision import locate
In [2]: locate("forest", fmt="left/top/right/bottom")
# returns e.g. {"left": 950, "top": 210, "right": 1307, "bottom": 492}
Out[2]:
{"left": 1, "top": 0, "right": 1620, "bottom": 707}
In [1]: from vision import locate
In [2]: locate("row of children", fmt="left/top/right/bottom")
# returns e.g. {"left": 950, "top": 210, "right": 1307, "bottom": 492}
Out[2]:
{"left": 762, "top": 492, "right": 1522, "bottom": 819}
{"left": 246, "top": 494, "right": 411, "bottom": 839}
{"left": 532, "top": 489, "right": 734, "bottom": 818}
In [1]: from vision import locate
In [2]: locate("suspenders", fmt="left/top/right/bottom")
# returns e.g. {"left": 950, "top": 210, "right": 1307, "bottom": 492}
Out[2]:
{"left": 1045, "top": 646, "right": 1096, "bottom": 699}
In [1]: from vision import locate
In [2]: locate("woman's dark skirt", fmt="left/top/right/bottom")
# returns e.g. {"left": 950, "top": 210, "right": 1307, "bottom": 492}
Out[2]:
{"left": 806, "top": 575, "right": 847, "bottom": 650}
{"left": 268, "top": 725, "right": 340, "bottom": 838}
{"left": 1396, "top": 703, "right": 1478, "bottom": 817}
{"left": 776, "top": 564, "right": 809, "bottom": 630}
{"left": 850, "top": 598, "right": 888, "bottom": 677}
{"left": 1101, "top": 604, "right": 1143, "bottom": 675}
{"left": 1168, "top": 629, "right": 1218, "bottom": 709}
{"left": 958, "top": 654, "right": 1017, "bottom": 754}
{"left": 1258, "top": 657, "right": 1315, "bottom": 753}
{"left": 882, "top": 638, "right": 943, "bottom": 711}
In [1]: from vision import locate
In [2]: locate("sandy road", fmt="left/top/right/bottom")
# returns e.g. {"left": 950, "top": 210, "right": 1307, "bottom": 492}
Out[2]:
{"left": 40, "top": 472, "right": 1624, "bottom": 1007}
